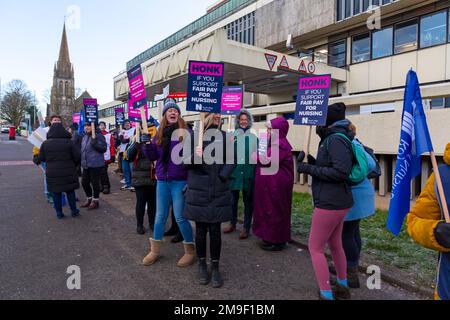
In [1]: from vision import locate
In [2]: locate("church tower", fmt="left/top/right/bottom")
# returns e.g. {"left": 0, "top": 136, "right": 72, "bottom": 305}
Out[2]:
{"left": 48, "top": 24, "right": 75, "bottom": 125}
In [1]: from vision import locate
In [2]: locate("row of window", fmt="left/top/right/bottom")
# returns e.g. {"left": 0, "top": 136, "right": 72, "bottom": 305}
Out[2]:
{"left": 336, "top": 0, "right": 398, "bottom": 22}
{"left": 224, "top": 12, "right": 256, "bottom": 45}
{"left": 328, "top": 9, "right": 450, "bottom": 67}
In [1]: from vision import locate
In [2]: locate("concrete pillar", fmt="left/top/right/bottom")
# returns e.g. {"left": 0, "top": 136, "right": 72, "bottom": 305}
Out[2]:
{"left": 421, "top": 158, "right": 431, "bottom": 192}
{"left": 379, "top": 155, "right": 388, "bottom": 197}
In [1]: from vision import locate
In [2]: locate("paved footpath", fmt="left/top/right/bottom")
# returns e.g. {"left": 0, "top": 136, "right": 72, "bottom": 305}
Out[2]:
{"left": 0, "top": 135, "right": 428, "bottom": 300}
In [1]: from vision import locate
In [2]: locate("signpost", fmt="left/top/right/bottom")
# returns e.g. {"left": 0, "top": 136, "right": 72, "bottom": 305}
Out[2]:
{"left": 83, "top": 98, "right": 98, "bottom": 139}
{"left": 294, "top": 74, "right": 332, "bottom": 156}
{"left": 186, "top": 60, "right": 224, "bottom": 147}
{"left": 127, "top": 64, "right": 149, "bottom": 133}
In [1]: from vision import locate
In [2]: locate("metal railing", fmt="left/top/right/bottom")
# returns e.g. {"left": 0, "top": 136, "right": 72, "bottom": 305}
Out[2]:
{"left": 126, "top": 0, "right": 257, "bottom": 70}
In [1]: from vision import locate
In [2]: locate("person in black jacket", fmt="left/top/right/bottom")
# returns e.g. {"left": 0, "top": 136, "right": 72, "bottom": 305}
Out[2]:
{"left": 297, "top": 103, "right": 354, "bottom": 301}
{"left": 127, "top": 124, "right": 157, "bottom": 235}
{"left": 183, "top": 113, "right": 236, "bottom": 288}
{"left": 39, "top": 123, "right": 81, "bottom": 219}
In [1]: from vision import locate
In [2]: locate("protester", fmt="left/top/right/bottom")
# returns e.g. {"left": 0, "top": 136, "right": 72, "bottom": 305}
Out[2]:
{"left": 297, "top": 102, "right": 354, "bottom": 300}
{"left": 127, "top": 124, "right": 157, "bottom": 235}
{"left": 99, "top": 121, "right": 116, "bottom": 195}
{"left": 68, "top": 123, "right": 82, "bottom": 178}
{"left": 38, "top": 123, "right": 81, "bottom": 219}
{"left": 253, "top": 116, "right": 294, "bottom": 251}
{"left": 141, "top": 99, "right": 195, "bottom": 268}
{"left": 329, "top": 123, "right": 376, "bottom": 289}
{"left": 224, "top": 109, "right": 257, "bottom": 240}
{"left": 183, "top": 113, "right": 235, "bottom": 288}
{"left": 80, "top": 122, "right": 107, "bottom": 210}
{"left": 119, "top": 120, "right": 135, "bottom": 191}
{"left": 407, "top": 142, "right": 450, "bottom": 300}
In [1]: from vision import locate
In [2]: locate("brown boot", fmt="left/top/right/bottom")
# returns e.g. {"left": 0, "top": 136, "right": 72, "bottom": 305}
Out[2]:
{"left": 223, "top": 224, "right": 236, "bottom": 234}
{"left": 239, "top": 230, "right": 249, "bottom": 240}
{"left": 81, "top": 198, "right": 92, "bottom": 208}
{"left": 347, "top": 266, "right": 361, "bottom": 289}
{"left": 177, "top": 243, "right": 196, "bottom": 268}
{"left": 87, "top": 199, "right": 99, "bottom": 210}
{"left": 333, "top": 284, "right": 351, "bottom": 300}
{"left": 143, "top": 239, "right": 162, "bottom": 266}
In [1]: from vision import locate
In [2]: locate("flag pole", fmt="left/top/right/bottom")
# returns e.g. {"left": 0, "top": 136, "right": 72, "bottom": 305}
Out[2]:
{"left": 430, "top": 152, "right": 450, "bottom": 223}
{"left": 303, "top": 126, "right": 313, "bottom": 158}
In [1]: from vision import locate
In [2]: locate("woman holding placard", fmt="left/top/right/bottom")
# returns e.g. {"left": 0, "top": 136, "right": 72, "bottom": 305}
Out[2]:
{"left": 141, "top": 100, "right": 195, "bottom": 268}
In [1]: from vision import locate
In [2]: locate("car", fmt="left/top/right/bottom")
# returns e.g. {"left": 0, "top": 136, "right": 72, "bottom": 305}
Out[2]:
{"left": 1, "top": 127, "right": 10, "bottom": 134}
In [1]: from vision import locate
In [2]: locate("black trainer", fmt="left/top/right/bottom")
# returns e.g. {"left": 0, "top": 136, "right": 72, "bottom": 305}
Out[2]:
{"left": 211, "top": 261, "right": 223, "bottom": 288}
{"left": 198, "top": 259, "right": 210, "bottom": 285}
{"left": 137, "top": 226, "right": 146, "bottom": 235}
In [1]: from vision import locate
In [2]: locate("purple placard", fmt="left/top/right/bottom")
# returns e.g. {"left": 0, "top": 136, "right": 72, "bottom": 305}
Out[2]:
{"left": 72, "top": 113, "right": 80, "bottom": 125}
{"left": 294, "top": 74, "right": 331, "bottom": 126}
{"left": 115, "top": 107, "right": 125, "bottom": 126}
{"left": 127, "top": 65, "right": 148, "bottom": 110}
{"left": 83, "top": 98, "right": 98, "bottom": 123}
{"left": 221, "top": 86, "right": 243, "bottom": 116}
{"left": 128, "top": 100, "right": 148, "bottom": 123}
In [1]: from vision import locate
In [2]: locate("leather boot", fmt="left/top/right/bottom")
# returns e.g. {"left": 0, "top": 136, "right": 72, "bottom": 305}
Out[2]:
{"left": 81, "top": 198, "right": 92, "bottom": 208}
{"left": 223, "top": 224, "right": 236, "bottom": 234}
{"left": 177, "top": 243, "right": 196, "bottom": 268}
{"left": 347, "top": 266, "right": 361, "bottom": 289}
{"left": 198, "top": 258, "right": 210, "bottom": 285}
{"left": 88, "top": 199, "right": 99, "bottom": 210}
{"left": 143, "top": 239, "right": 161, "bottom": 266}
{"left": 333, "top": 284, "right": 351, "bottom": 300}
{"left": 211, "top": 260, "right": 223, "bottom": 288}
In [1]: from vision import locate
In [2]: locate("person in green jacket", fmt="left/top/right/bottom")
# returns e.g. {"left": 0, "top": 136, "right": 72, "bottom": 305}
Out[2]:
{"left": 224, "top": 109, "right": 257, "bottom": 239}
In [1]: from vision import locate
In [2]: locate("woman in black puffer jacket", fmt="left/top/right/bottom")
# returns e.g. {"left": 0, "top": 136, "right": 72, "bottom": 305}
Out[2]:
{"left": 183, "top": 113, "right": 235, "bottom": 289}
{"left": 39, "top": 123, "right": 81, "bottom": 219}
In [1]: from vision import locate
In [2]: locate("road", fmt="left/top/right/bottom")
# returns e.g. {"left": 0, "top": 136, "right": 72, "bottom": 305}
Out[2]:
{"left": 0, "top": 134, "right": 427, "bottom": 300}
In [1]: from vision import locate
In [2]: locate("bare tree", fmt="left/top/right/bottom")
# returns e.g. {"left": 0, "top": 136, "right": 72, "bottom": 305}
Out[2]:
{"left": 0, "top": 80, "right": 36, "bottom": 127}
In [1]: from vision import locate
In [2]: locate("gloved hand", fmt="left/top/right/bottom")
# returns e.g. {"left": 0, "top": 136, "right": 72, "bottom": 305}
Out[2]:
{"left": 297, "top": 162, "right": 311, "bottom": 174}
{"left": 435, "top": 222, "right": 450, "bottom": 249}
{"left": 298, "top": 152, "right": 316, "bottom": 165}
{"left": 90, "top": 138, "right": 97, "bottom": 146}
{"left": 141, "top": 134, "right": 151, "bottom": 144}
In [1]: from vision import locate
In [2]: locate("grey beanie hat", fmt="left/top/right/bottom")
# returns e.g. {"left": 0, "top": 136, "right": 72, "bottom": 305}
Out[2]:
{"left": 163, "top": 99, "right": 181, "bottom": 116}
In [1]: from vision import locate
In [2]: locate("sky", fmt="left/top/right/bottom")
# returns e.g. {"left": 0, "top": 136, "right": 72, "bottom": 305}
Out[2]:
{"left": 0, "top": 0, "right": 215, "bottom": 115}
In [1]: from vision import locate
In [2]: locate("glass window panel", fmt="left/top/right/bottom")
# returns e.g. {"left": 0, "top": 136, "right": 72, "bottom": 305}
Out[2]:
{"left": 372, "top": 27, "right": 393, "bottom": 59}
{"left": 394, "top": 20, "right": 418, "bottom": 54}
{"left": 353, "top": 0, "right": 361, "bottom": 15}
{"left": 345, "top": 0, "right": 352, "bottom": 18}
{"left": 329, "top": 40, "right": 347, "bottom": 67}
{"left": 363, "top": 0, "right": 370, "bottom": 11}
{"left": 352, "top": 33, "right": 370, "bottom": 63}
{"left": 420, "top": 10, "right": 447, "bottom": 48}
{"left": 337, "top": 0, "right": 343, "bottom": 21}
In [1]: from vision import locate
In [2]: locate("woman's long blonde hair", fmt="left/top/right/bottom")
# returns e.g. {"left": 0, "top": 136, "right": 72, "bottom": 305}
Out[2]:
{"left": 203, "top": 113, "right": 221, "bottom": 130}
{"left": 155, "top": 115, "right": 187, "bottom": 146}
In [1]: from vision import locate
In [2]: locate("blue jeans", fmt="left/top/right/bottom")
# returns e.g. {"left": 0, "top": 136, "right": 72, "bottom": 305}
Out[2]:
{"left": 153, "top": 181, "right": 193, "bottom": 243}
{"left": 122, "top": 158, "right": 133, "bottom": 187}
{"left": 53, "top": 191, "right": 79, "bottom": 217}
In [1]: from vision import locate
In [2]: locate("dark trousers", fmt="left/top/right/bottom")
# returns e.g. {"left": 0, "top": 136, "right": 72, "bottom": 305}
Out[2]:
{"left": 342, "top": 220, "right": 362, "bottom": 268}
{"left": 82, "top": 168, "right": 101, "bottom": 199}
{"left": 231, "top": 189, "right": 254, "bottom": 232}
{"left": 53, "top": 191, "right": 77, "bottom": 215}
{"left": 195, "top": 222, "right": 222, "bottom": 261}
{"left": 135, "top": 185, "right": 156, "bottom": 228}
{"left": 100, "top": 164, "right": 111, "bottom": 189}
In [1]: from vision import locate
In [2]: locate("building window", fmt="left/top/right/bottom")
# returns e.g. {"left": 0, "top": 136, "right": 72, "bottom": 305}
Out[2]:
{"left": 420, "top": 10, "right": 447, "bottom": 49}
{"left": 352, "top": 33, "right": 370, "bottom": 63}
{"left": 329, "top": 40, "right": 347, "bottom": 67}
{"left": 353, "top": 0, "right": 360, "bottom": 15}
{"left": 337, "top": 0, "right": 397, "bottom": 21}
{"left": 372, "top": 26, "right": 393, "bottom": 59}
{"left": 224, "top": 12, "right": 255, "bottom": 45}
{"left": 394, "top": 20, "right": 418, "bottom": 54}
{"left": 431, "top": 97, "right": 450, "bottom": 109}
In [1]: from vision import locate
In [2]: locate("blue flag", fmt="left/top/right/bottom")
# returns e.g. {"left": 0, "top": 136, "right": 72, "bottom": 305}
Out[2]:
{"left": 78, "top": 110, "right": 85, "bottom": 136}
{"left": 387, "top": 70, "right": 434, "bottom": 236}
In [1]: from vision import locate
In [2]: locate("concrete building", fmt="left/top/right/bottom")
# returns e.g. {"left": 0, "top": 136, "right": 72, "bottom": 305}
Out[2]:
{"left": 113, "top": 0, "right": 450, "bottom": 198}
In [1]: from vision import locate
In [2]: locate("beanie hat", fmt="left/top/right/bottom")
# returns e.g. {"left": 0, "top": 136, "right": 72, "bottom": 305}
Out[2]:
{"left": 326, "top": 103, "right": 346, "bottom": 127}
{"left": 163, "top": 99, "right": 181, "bottom": 116}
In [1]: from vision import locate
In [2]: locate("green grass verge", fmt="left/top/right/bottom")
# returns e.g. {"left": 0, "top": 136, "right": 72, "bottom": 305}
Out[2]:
{"left": 239, "top": 192, "right": 438, "bottom": 287}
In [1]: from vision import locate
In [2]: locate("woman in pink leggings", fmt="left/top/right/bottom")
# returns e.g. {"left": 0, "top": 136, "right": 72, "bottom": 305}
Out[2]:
{"left": 297, "top": 103, "right": 354, "bottom": 300}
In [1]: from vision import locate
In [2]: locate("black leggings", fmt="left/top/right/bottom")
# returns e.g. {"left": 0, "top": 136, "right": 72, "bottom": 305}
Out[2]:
{"left": 82, "top": 168, "right": 101, "bottom": 199}
{"left": 135, "top": 185, "right": 156, "bottom": 228}
{"left": 195, "top": 222, "right": 222, "bottom": 261}
{"left": 342, "top": 220, "right": 362, "bottom": 268}
{"left": 100, "top": 164, "right": 111, "bottom": 189}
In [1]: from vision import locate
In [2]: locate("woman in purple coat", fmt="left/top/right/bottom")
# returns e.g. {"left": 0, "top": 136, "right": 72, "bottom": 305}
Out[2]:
{"left": 253, "top": 116, "right": 294, "bottom": 251}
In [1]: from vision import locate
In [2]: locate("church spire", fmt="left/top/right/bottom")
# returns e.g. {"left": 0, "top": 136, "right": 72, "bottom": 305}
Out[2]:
{"left": 58, "top": 23, "right": 70, "bottom": 64}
